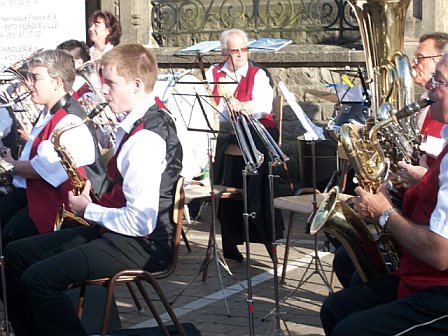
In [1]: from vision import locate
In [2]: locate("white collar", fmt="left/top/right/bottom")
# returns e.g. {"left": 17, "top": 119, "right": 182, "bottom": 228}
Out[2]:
{"left": 119, "top": 93, "right": 157, "bottom": 134}
{"left": 220, "top": 62, "right": 249, "bottom": 78}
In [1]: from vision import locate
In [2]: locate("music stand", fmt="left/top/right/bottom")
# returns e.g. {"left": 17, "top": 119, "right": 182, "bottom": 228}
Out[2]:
{"left": 166, "top": 77, "right": 248, "bottom": 317}
{"left": 281, "top": 140, "right": 333, "bottom": 307}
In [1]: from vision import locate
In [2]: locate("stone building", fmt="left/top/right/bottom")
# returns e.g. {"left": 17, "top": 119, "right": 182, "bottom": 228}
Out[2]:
{"left": 87, "top": 0, "right": 448, "bottom": 189}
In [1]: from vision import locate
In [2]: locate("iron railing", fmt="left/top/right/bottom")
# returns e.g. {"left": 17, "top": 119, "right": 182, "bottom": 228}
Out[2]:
{"left": 151, "top": 0, "right": 360, "bottom": 47}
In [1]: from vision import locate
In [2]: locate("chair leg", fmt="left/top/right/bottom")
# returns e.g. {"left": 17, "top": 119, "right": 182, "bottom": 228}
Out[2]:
{"left": 181, "top": 228, "right": 192, "bottom": 253}
{"left": 142, "top": 274, "right": 187, "bottom": 336}
{"left": 126, "top": 282, "right": 144, "bottom": 312}
{"left": 77, "top": 283, "right": 87, "bottom": 320}
{"left": 134, "top": 280, "right": 172, "bottom": 336}
{"left": 281, "top": 211, "right": 295, "bottom": 284}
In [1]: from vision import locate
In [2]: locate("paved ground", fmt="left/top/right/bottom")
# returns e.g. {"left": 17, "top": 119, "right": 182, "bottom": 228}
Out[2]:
{"left": 105, "top": 203, "right": 341, "bottom": 336}
{"left": 0, "top": 195, "right": 341, "bottom": 336}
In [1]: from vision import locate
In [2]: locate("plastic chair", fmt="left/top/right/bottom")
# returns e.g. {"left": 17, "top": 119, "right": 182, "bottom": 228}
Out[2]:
{"left": 76, "top": 176, "right": 186, "bottom": 336}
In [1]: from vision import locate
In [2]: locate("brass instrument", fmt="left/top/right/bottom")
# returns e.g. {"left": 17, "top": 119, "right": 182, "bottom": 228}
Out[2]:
{"left": 313, "top": 0, "right": 429, "bottom": 282}
{"left": 52, "top": 103, "right": 107, "bottom": 231}
{"left": 77, "top": 60, "right": 117, "bottom": 147}
{"left": 311, "top": 187, "right": 389, "bottom": 282}
{"left": 0, "top": 156, "right": 14, "bottom": 195}
{"left": 0, "top": 66, "right": 41, "bottom": 132}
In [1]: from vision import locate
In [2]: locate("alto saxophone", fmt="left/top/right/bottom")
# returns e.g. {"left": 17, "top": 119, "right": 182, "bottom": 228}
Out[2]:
{"left": 51, "top": 103, "right": 108, "bottom": 231}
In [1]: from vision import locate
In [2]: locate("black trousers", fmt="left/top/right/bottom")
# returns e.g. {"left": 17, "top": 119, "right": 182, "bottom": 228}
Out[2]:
{"left": 0, "top": 187, "right": 38, "bottom": 245}
{"left": 5, "top": 226, "right": 172, "bottom": 336}
{"left": 321, "top": 274, "right": 448, "bottom": 335}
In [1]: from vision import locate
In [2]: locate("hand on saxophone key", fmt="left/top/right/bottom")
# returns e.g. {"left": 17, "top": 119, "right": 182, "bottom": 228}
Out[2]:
{"left": 68, "top": 179, "right": 93, "bottom": 217}
{"left": 353, "top": 183, "right": 392, "bottom": 220}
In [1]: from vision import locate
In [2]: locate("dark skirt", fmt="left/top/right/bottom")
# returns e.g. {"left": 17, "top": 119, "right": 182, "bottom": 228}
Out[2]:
{"left": 213, "top": 124, "right": 284, "bottom": 250}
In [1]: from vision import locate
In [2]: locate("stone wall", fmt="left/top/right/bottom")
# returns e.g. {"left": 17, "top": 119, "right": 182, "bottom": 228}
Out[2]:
{"left": 151, "top": 45, "right": 366, "bottom": 187}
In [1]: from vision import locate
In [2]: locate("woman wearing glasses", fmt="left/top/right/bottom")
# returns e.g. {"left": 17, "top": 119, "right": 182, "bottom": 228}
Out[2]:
{"left": 205, "top": 28, "right": 283, "bottom": 262}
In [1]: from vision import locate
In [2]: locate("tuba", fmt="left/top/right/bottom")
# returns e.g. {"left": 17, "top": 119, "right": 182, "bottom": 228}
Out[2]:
{"left": 77, "top": 60, "right": 117, "bottom": 147}
{"left": 313, "top": 0, "right": 430, "bottom": 282}
{"left": 51, "top": 103, "right": 107, "bottom": 231}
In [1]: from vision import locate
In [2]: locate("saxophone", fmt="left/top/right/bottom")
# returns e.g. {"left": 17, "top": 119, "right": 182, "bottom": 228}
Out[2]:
{"left": 51, "top": 103, "right": 108, "bottom": 231}
{"left": 311, "top": 0, "right": 429, "bottom": 282}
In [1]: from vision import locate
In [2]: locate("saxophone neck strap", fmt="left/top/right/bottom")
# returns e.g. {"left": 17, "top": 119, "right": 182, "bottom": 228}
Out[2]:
{"left": 50, "top": 93, "right": 71, "bottom": 115}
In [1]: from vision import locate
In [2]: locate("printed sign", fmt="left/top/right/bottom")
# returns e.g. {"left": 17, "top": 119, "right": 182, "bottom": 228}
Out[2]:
{"left": 0, "top": 0, "right": 85, "bottom": 67}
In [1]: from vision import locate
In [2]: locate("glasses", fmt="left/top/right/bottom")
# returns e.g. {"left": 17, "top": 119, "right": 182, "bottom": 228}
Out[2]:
{"left": 412, "top": 55, "right": 443, "bottom": 65}
{"left": 430, "top": 72, "right": 448, "bottom": 88}
{"left": 27, "top": 73, "right": 53, "bottom": 84}
{"left": 225, "top": 47, "right": 249, "bottom": 55}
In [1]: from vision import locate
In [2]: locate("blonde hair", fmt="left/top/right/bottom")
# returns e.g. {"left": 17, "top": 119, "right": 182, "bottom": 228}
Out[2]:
{"left": 100, "top": 44, "right": 158, "bottom": 92}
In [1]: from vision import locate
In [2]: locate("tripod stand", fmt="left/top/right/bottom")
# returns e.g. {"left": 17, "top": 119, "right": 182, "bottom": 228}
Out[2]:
{"left": 282, "top": 140, "right": 333, "bottom": 304}
{"left": 261, "top": 161, "right": 290, "bottom": 336}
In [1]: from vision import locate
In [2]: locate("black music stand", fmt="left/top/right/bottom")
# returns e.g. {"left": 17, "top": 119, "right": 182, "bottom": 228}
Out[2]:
{"left": 167, "top": 84, "right": 247, "bottom": 317}
{"left": 281, "top": 140, "right": 333, "bottom": 306}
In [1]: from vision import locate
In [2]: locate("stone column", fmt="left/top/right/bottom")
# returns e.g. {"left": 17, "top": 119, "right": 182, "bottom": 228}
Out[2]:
{"left": 420, "top": 0, "right": 448, "bottom": 34}
{"left": 100, "top": 0, "right": 158, "bottom": 46}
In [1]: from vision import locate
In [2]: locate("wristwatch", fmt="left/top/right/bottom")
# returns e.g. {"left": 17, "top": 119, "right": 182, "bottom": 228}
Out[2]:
{"left": 379, "top": 208, "right": 396, "bottom": 228}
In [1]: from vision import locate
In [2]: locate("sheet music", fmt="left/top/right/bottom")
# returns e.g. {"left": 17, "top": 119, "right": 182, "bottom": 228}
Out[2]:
{"left": 278, "top": 81, "right": 325, "bottom": 140}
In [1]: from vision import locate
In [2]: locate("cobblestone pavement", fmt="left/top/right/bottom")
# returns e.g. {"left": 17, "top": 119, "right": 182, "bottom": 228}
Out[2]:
{"left": 111, "top": 204, "right": 341, "bottom": 336}
{"left": 0, "top": 202, "right": 341, "bottom": 336}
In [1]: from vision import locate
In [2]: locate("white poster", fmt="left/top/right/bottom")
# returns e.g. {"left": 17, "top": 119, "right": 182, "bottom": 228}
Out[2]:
{"left": 0, "top": 0, "right": 86, "bottom": 67}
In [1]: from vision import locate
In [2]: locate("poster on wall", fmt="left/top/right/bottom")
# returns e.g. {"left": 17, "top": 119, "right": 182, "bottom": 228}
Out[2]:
{"left": 0, "top": 0, "right": 85, "bottom": 67}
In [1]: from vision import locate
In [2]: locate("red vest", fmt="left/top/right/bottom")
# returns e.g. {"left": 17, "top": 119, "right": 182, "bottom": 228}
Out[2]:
{"left": 72, "top": 83, "right": 92, "bottom": 101}
{"left": 211, "top": 65, "right": 277, "bottom": 129}
{"left": 420, "top": 107, "right": 445, "bottom": 167}
{"left": 27, "top": 108, "right": 86, "bottom": 234}
{"left": 396, "top": 144, "right": 448, "bottom": 298}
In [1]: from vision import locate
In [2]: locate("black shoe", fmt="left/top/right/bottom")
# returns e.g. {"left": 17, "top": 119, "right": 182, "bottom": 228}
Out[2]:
{"left": 223, "top": 246, "right": 243, "bottom": 262}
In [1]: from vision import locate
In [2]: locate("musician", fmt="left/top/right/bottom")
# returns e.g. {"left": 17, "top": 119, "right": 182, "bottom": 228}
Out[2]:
{"left": 4, "top": 44, "right": 182, "bottom": 336}
{"left": 56, "top": 39, "right": 96, "bottom": 104}
{"left": 395, "top": 32, "right": 448, "bottom": 186}
{"left": 320, "top": 51, "right": 448, "bottom": 336}
{"left": 0, "top": 49, "right": 97, "bottom": 245}
{"left": 333, "top": 32, "right": 448, "bottom": 288}
{"left": 205, "top": 28, "right": 283, "bottom": 262}
{"left": 87, "top": 10, "right": 122, "bottom": 61}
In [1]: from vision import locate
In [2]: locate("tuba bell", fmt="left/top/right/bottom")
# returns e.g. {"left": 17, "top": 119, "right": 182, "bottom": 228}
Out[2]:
{"left": 77, "top": 60, "right": 117, "bottom": 147}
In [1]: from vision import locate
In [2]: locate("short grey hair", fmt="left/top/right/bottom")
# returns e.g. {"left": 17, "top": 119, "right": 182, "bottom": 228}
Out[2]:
{"left": 220, "top": 28, "right": 249, "bottom": 50}
{"left": 28, "top": 49, "right": 76, "bottom": 92}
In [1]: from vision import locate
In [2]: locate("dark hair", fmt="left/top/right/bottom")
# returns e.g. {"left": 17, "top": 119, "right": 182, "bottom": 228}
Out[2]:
{"left": 88, "top": 10, "right": 122, "bottom": 46}
{"left": 56, "top": 39, "right": 90, "bottom": 63}
{"left": 419, "top": 32, "right": 448, "bottom": 53}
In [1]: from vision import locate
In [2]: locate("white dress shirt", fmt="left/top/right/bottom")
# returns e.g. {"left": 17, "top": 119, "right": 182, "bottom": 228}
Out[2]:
{"left": 13, "top": 109, "right": 96, "bottom": 189}
{"left": 84, "top": 94, "right": 170, "bottom": 237}
{"left": 430, "top": 125, "right": 448, "bottom": 239}
{"left": 0, "top": 107, "right": 12, "bottom": 142}
{"left": 205, "top": 62, "right": 273, "bottom": 123}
